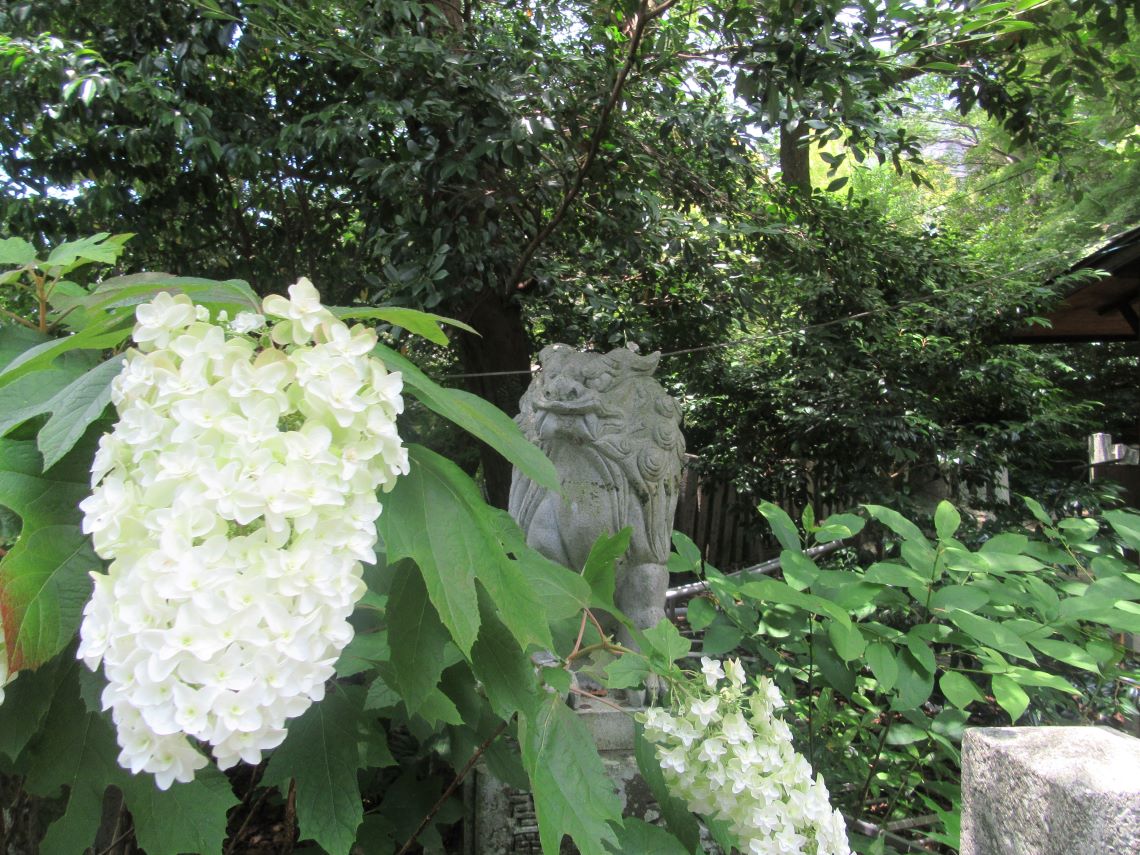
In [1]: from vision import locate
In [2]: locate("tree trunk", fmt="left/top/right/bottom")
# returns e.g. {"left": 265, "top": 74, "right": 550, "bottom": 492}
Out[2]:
{"left": 779, "top": 122, "right": 812, "bottom": 193}
{"left": 454, "top": 290, "right": 533, "bottom": 509}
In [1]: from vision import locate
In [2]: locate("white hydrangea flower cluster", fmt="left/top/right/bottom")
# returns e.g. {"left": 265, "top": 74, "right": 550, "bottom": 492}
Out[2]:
{"left": 641, "top": 657, "right": 850, "bottom": 855}
{"left": 77, "top": 279, "right": 408, "bottom": 789}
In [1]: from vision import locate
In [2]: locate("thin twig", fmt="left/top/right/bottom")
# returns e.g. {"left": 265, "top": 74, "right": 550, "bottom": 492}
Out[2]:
{"left": 0, "top": 305, "right": 40, "bottom": 330}
{"left": 856, "top": 714, "right": 894, "bottom": 819}
{"left": 395, "top": 718, "right": 511, "bottom": 855}
{"left": 223, "top": 788, "right": 272, "bottom": 855}
{"left": 282, "top": 778, "right": 297, "bottom": 855}
{"left": 503, "top": 0, "right": 679, "bottom": 293}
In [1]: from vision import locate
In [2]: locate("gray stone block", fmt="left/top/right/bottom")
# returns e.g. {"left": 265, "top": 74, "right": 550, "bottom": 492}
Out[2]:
{"left": 961, "top": 726, "right": 1140, "bottom": 855}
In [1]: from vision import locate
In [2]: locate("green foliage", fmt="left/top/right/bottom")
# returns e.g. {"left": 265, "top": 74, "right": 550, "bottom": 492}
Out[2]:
{"left": 684, "top": 498, "right": 1140, "bottom": 850}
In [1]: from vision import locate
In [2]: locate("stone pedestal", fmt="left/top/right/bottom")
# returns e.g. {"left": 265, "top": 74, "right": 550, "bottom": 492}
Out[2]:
{"left": 961, "top": 726, "right": 1140, "bottom": 855}
{"left": 471, "top": 699, "right": 658, "bottom": 855}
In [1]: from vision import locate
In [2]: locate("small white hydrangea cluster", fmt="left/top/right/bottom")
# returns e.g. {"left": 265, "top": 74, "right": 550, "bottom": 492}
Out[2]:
{"left": 641, "top": 657, "right": 850, "bottom": 855}
{"left": 78, "top": 279, "right": 408, "bottom": 789}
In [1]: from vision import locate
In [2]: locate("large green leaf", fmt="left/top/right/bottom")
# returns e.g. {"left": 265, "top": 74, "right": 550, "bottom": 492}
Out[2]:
{"left": 1104, "top": 509, "right": 1140, "bottom": 552}
{"left": 948, "top": 610, "right": 1035, "bottom": 662}
{"left": 386, "top": 564, "right": 451, "bottom": 716}
{"left": 35, "top": 356, "right": 121, "bottom": 468}
{"left": 121, "top": 764, "right": 238, "bottom": 855}
{"left": 582, "top": 528, "right": 630, "bottom": 613}
{"left": 0, "top": 307, "right": 133, "bottom": 390}
{"left": 863, "top": 504, "right": 928, "bottom": 543}
{"left": 520, "top": 694, "right": 623, "bottom": 855}
{"left": 0, "top": 236, "right": 37, "bottom": 266}
{"left": 0, "top": 364, "right": 91, "bottom": 437}
{"left": 469, "top": 595, "right": 538, "bottom": 720}
{"left": 373, "top": 343, "right": 559, "bottom": 493}
{"left": 606, "top": 818, "right": 690, "bottom": 855}
{"left": 759, "top": 501, "right": 801, "bottom": 552}
{"left": 331, "top": 306, "right": 475, "bottom": 345}
{"left": 0, "top": 652, "right": 68, "bottom": 761}
{"left": 991, "top": 674, "right": 1029, "bottom": 723}
{"left": 75, "top": 272, "right": 260, "bottom": 316}
{"left": 25, "top": 664, "right": 234, "bottom": 855}
{"left": 263, "top": 686, "right": 369, "bottom": 855}
{"left": 740, "top": 577, "right": 852, "bottom": 625}
{"left": 380, "top": 445, "right": 550, "bottom": 654}
{"left": 0, "top": 439, "right": 97, "bottom": 670}
{"left": 865, "top": 641, "right": 898, "bottom": 692}
{"left": 939, "top": 671, "right": 986, "bottom": 709}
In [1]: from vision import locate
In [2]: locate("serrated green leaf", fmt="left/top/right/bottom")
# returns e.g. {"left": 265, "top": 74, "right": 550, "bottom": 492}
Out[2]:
{"left": 520, "top": 694, "right": 623, "bottom": 855}
{"left": 0, "top": 438, "right": 98, "bottom": 670}
{"left": 640, "top": 618, "right": 691, "bottom": 666}
{"left": 0, "top": 308, "right": 133, "bottom": 390}
{"left": 939, "top": 671, "right": 985, "bottom": 709}
{"left": 470, "top": 600, "right": 538, "bottom": 720}
{"left": 122, "top": 764, "right": 238, "bottom": 855}
{"left": 0, "top": 653, "right": 68, "bottom": 761}
{"left": 934, "top": 501, "right": 961, "bottom": 541}
{"left": 865, "top": 641, "right": 898, "bottom": 692}
{"left": 45, "top": 233, "right": 129, "bottom": 269}
{"left": 386, "top": 564, "right": 450, "bottom": 716}
{"left": 583, "top": 529, "right": 630, "bottom": 614}
{"left": 759, "top": 501, "right": 801, "bottom": 552}
{"left": 382, "top": 446, "right": 546, "bottom": 654}
{"left": 373, "top": 344, "right": 559, "bottom": 493}
{"left": 0, "top": 365, "right": 90, "bottom": 438}
{"left": 606, "top": 817, "right": 690, "bottom": 854}
{"left": 605, "top": 655, "right": 650, "bottom": 689}
{"left": 991, "top": 674, "right": 1029, "bottom": 722}
{"left": 668, "top": 530, "right": 701, "bottom": 573}
{"left": 36, "top": 357, "right": 121, "bottom": 468}
{"left": 78, "top": 273, "right": 259, "bottom": 317}
{"left": 330, "top": 306, "right": 475, "bottom": 345}
{"left": 0, "top": 236, "right": 37, "bottom": 266}
{"left": 262, "top": 687, "right": 367, "bottom": 855}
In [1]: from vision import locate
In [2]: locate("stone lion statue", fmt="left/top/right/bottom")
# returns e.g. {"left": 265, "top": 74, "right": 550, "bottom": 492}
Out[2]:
{"left": 509, "top": 344, "right": 685, "bottom": 651}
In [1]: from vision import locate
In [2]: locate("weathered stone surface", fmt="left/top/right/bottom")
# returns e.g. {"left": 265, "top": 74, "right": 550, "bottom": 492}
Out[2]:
{"left": 961, "top": 726, "right": 1140, "bottom": 855}
{"left": 509, "top": 344, "right": 685, "bottom": 647}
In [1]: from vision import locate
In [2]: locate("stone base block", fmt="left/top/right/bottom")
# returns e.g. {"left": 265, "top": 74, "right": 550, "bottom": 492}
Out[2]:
{"left": 961, "top": 726, "right": 1140, "bottom": 855}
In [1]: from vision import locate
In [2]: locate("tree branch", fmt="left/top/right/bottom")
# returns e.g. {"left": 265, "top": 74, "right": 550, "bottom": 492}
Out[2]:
{"left": 502, "top": 0, "right": 679, "bottom": 294}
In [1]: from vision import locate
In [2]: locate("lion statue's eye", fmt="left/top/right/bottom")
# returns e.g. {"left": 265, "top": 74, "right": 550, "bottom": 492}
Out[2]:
{"left": 585, "top": 372, "right": 613, "bottom": 390}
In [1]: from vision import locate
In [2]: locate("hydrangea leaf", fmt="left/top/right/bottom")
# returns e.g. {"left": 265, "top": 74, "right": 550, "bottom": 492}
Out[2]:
{"left": 381, "top": 445, "right": 551, "bottom": 653}
{"left": 470, "top": 600, "right": 538, "bottom": 720}
{"left": 520, "top": 693, "right": 623, "bottom": 855}
{"left": 373, "top": 344, "right": 559, "bottom": 493}
{"left": 36, "top": 356, "right": 122, "bottom": 469}
{"left": 0, "top": 438, "right": 96, "bottom": 671}
{"left": 120, "top": 764, "right": 238, "bottom": 855}
{"left": 0, "top": 652, "right": 68, "bottom": 761}
{"left": 331, "top": 306, "right": 475, "bottom": 346}
{"left": 582, "top": 528, "right": 629, "bottom": 613}
{"left": 386, "top": 563, "right": 451, "bottom": 716}
{"left": 606, "top": 817, "right": 690, "bottom": 855}
{"left": 25, "top": 663, "right": 234, "bottom": 855}
{"left": 263, "top": 686, "right": 368, "bottom": 855}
